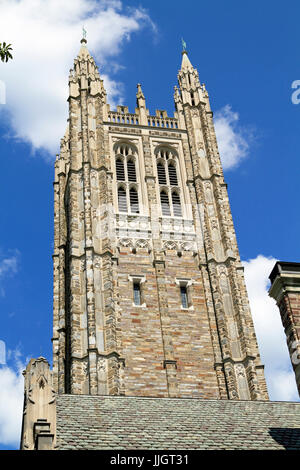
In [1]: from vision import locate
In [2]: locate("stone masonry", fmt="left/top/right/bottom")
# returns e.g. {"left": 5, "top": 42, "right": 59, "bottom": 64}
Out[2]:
{"left": 21, "top": 38, "right": 271, "bottom": 450}
{"left": 50, "top": 38, "right": 268, "bottom": 401}
{"left": 269, "top": 261, "right": 300, "bottom": 396}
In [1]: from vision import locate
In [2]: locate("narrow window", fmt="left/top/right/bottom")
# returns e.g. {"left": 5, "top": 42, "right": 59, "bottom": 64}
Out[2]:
{"left": 180, "top": 285, "right": 188, "bottom": 308}
{"left": 172, "top": 192, "right": 182, "bottom": 217}
{"left": 133, "top": 282, "right": 141, "bottom": 306}
{"left": 157, "top": 162, "right": 167, "bottom": 185}
{"left": 168, "top": 163, "right": 178, "bottom": 186}
{"left": 127, "top": 159, "right": 137, "bottom": 182}
{"left": 118, "top": 186, "right": 127, "bottom": 213}
{"left": 191, "top": 92, "right": 195, "bottom": 106}
{"left": 160, "top": 191, "right": 171, "bottom": 216}
{"left": 129, "top": 187, "right": 139, "bottom": 214}
{"left": 116, "top": 158, "right": 125, "bottom": 181}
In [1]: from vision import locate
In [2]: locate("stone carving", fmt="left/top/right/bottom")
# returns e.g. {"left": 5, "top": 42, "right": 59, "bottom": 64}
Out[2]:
{"left": 135, "top": 239, "right": 149, "bottom": 249}
{"left": 163, "top": 240, "right": 178, "bottom": 250}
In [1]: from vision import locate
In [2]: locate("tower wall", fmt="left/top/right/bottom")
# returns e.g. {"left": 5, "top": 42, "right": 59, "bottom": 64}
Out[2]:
{"left": 51, "top": 41, "right": 268, "bottom": 400}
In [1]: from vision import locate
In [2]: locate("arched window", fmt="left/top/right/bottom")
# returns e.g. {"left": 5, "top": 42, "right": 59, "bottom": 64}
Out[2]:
{"left": 127, "top": 159, "right": 137, "bottom": 182}
{"left": 157, "top": 162, "right": 167, "bottom": 185}
{"left": 129, "top": 187, "right": 139, "bottom": 214}
{"left": 116, "top": 158, "right": 125, "bottom": 181}
{"left": 115, "top": 142, "right": 140, "bottom": 214}
{"left": 168, "top": 163, "right": 178, "bottom": 186}
{"left": 155, "top": 146, "right": 183, "bottom": 218}
{"left": 172, "top": 191, "right": 182, "bottom": 217}
{"left": 118, "top": 186, "right": 127, "bottom": 213}
{"left": 160, "top": 191, "right": 170, "bottom": 216}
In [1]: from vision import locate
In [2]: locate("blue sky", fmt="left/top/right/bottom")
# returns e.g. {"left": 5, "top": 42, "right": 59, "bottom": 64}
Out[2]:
{"left": 0, "top": 0, "right": 300, "bottom": 449}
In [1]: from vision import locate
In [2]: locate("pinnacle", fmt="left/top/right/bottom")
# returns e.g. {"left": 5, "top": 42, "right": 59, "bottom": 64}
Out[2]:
{"left": 77, "top": 35, "right": 94, "bottom": 61}
{"left": 136, "top": 83, "right": 145, "bottom": 99}
{"left": 180, "top": 50, "right": 194, "bottom": 71}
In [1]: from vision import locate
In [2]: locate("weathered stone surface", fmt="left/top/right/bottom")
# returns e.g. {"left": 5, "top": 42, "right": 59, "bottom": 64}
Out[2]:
{"left": 50, "top": 41, "right": 268, "bottom": 401}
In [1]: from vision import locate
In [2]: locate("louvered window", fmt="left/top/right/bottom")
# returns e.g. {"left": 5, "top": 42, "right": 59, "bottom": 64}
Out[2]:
{"left": 115, "top": 143, "right": 140, "bottom": 214}
{"left": 129, "top": 187, "right": 139, "bottom": 214}
{"left": 172, "top": 192, "right": 182, "bottom": 217}
{"left": 168, "top": 164, "right": 178, "bottom": 186}
{"left": 116, "top": 159, "right": 125, "bottom": 181}
{"left": 127, "top": 160, "right": 137, "bottom": 182}
{"left": 118, "top": 187, "right": 127, "bottom": 213}
{"left": 160, "top": 191, "right": 170, "bottom": 216}
{"left": 157, "top": 162, "right": 167, "bottom": 185}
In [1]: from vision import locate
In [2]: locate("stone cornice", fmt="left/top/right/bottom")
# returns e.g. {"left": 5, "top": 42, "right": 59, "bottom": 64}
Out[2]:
{"left": 269, "top": 272, "right": 300, "bottom": 304}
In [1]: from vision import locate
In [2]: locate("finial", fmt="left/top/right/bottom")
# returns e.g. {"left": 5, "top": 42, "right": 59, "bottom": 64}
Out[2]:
{"left": 136, "top": 83, "right": 145, "bottom": 99}
{"left": 81, "top": 26, "right": 87, "bottom": 44}
{"left": 181, "top": 37, "right": 187, "bottom": 52}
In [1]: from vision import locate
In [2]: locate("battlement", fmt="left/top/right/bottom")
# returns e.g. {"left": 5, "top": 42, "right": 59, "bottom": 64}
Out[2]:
{"left": 107, "top": 105, "right": 179, "bottom": 129}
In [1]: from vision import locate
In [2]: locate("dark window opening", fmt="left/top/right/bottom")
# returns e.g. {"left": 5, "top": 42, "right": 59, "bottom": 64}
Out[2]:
{"left": 168, "top": 164, "right": 178, "bottom": 186}
{"left": 118, "top": 187, "right": 127, "bottom": 213}
{"left": 180, "top": 285, "right": 188, "bottom": 308}
{"left": 133, "top": 282, "right": 141, "bottom": 305}
{"left": 116, "top": 159, "right": 125, "bottom": 181}
{"left": 172, "top": 192, "right": 182, "bottom": 217}
{"left": 157, "top": 162, "right": 167, "bottom": 185}
{"left": 127, "top": 160, "right": 137, "bottom": 182}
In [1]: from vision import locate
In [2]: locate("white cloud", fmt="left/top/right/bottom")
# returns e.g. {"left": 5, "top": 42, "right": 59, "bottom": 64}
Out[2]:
{"left": 0, "top": 352, "right": 24, "bottom": 447}
{"left": 0, "top": 251, "right": 19, "bottom": 278}
{"left": 0, "top": 249, "right": 20, "bottom": 296}
{"left": 214, "top": 104, "right": 251, "bottom": 170}
{"left": 0, "top": 0, "right": 154, "bottom": 157}
{"left": 243, "top": 254, "right": 299, "bottom": 401}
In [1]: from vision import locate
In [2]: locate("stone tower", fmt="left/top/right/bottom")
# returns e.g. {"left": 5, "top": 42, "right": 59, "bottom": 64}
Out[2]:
{"left": 49, "top": 37, "right": 268, "bottom": 402}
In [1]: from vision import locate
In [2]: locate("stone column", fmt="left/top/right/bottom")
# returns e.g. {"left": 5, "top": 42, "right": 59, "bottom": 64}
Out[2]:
{"left": 269, "top": 261, "right": 300, "bottom": 396}
{"left": 20, "top": 358, "right": 56, "bottom": 450}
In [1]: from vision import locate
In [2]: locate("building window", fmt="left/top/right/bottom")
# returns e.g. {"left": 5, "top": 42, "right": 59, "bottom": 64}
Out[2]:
{"left": 133, "top": 282, "right": 141, "bottom": 306}
{"left": 129, "top": 275, "right": 146, "bottom": 307}
{"left": 127, "top": 159, "right": 137, "bottom": 182}
{"left": 155, "top": 146, "right": 183, "bottom": 218}
{"left": 180, "top": 285, "right": 188, "bottom": 309}
{"left": 168, "top": 163, "right": 178, "bottom": 186}
{"left": 118, "top": 186, "right": 127, "bottom": 213}
{"left": 160, "top": 191, "right": 171, "bottom": 216}
{"left": 172, "top": 191, "right": 182, "bottom": 217}
{"left": 115, "top": 142, "right": 140, "bottom": 214}
{"left": 157, "top": 162, "right": 167, "bottom": 185}
{"left": 129, "top": 187, "right": 139, "bottom": 214}
{"left": 176, "top": 278, "right": 194, "bottom": 310}
{"left": 116, "top": 158, "right": 125, "bottom": 181}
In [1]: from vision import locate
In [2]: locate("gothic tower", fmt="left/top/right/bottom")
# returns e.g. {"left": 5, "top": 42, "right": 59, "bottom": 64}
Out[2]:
{"left": 50, "top": 37, "right": 269, "bottom": 402}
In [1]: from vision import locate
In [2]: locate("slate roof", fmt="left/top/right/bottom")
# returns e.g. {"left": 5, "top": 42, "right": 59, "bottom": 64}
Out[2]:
{"left": 56, "top": 395, "right": 300, "bottom": 450}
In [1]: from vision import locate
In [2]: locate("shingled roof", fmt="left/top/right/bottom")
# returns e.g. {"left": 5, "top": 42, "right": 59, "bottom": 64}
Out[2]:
{"left": 56, "top": 395, "right": 300, "bottom": 450}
